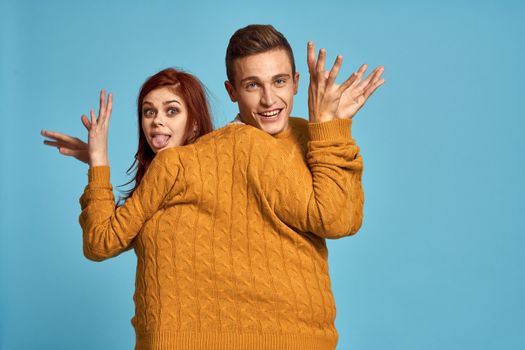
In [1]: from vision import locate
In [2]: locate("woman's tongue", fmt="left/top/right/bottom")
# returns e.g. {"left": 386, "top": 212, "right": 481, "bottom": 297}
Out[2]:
{"left": 152, "top": 134, "right": 170, "bottom": 148}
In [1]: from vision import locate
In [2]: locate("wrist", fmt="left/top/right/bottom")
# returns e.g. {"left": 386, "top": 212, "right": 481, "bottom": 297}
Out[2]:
{"left": 308, "top": 118, "right": 352, "bottom": 141}
{"left": 89, "top": 154, "right": 109, "bottom": 167}
{"left": 311, "top": 114, "right": 333, "bottom": 123}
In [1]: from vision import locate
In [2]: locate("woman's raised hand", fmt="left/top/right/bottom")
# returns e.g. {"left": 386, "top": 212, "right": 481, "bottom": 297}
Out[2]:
{"left": 87, "top": 89, "right": 113, "bottom": 167}
{"left": 307, "top": 41, "right": 359, "bottom": 123}
{"left": 41, "top": 90, "right": 112, "bottom": 166}
{"left": 41, "top": 113, "right": 92, "bottom": 164}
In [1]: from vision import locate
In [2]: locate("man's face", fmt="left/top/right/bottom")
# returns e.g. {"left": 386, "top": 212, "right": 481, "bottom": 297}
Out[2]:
{"left": 225, "top": 49, "right": 299, "bottom": 135}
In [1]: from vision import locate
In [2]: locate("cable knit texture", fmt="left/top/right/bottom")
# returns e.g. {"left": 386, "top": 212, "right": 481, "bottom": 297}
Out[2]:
{"left": 79, "top": 117, "right": 364, "bottom": 350}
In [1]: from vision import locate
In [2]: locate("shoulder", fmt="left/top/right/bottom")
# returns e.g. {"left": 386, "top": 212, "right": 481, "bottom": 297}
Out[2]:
{"left": 143, "top": 148, "right": 181, "bottom": 179}
{"left": 154, "top": 125, "right": 278, "bottom": 166}
{"left": 194, "top": 124, "right": 275, "bottom": 147}
{"left": 278, "top": 117, "right": 309, "bottom": 153}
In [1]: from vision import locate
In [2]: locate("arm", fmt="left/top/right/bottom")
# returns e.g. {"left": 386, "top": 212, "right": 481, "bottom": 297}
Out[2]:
{"left": 313, "top": 58, "right": 384, "bottom": 236}
{"left": 77, "top": 90, "right": 179, "bottom": 261}
{"left": 292, "top": 42, "right": 366, "bottom": 238}
{"left": 79, "top": 154, "right": 179, "bottom": 261}
{"left": 305, "top": 118, "right": 363, "bottom": 239}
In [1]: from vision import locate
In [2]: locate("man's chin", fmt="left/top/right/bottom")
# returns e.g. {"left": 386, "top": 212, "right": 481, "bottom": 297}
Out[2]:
{"left": 239, "top": 113, "right": 289, "bottom": 135}
{"left": 260, "top": 120, "right": 288, "bottom": 136}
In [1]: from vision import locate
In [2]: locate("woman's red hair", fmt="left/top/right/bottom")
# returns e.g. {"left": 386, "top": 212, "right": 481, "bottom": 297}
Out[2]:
{"left": 121, "top": 68, "right": 214, "bottom": 200}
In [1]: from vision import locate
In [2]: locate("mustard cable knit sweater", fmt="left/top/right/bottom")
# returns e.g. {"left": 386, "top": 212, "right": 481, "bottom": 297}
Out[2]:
{"left": 79, "top": 117, "right": 364, "bottom": 350}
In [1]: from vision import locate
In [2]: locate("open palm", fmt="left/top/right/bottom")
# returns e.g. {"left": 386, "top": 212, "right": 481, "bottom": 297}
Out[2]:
{"left": 41, "top": 89, "right": 112, "bottom": 166}
{"left": 337, "top": 64, "right": 385, "bottom": 120}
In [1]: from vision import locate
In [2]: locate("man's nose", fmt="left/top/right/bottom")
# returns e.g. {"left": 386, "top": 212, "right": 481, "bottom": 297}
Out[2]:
{"left": 260, "top": 87, "right": 276, "bottom": 106}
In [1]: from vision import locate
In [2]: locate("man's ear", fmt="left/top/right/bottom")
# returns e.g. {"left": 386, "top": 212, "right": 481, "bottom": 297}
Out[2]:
{"left": 293, "top": 72, "right": 300, "bottom": 95}
{"left": 224, "top": 81, "right": 237, "bottom": 102}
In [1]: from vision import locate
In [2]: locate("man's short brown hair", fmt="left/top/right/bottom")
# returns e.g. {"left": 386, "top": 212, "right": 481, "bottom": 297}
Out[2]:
{"left": 225, "top": 24, "right": 296, "bottom": 84}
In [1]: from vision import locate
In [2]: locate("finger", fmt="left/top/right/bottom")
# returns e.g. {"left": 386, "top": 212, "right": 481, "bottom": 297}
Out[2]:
{"left": 307, "top": 41, "right": 316, "bottom": 74}
{"left": 58, "top": 147, "right": 83, "bottom": 158}
{"left": 316, "top": 48, "right": 327, "bottom": 77}
{"left": 43, "top": 140, "right": 63, "bottom": 147}
{"left": 361, "top": 66, "right": 383, "bottom": 87}
{"left": 41, "top": 130, "right": 80, "bottom": 144}
{"left": 43, "top": 138, "right": 85, "bottom": 150}
{"left": 354, "top": 74, "right": 375, "bottom": 94}
{"left": 327, "top": 55, "right": 343, "bottom": 87}
{"left": 359, "top": 68, "right": 377, "bottom": 88}
{"left": 357, "top": 66, "right": 384, "bottom": 95}
{"left": 98, "top": 89, "right": 106, "bottom": 122}
{"left": 363, "top": 78, "right": 385, "bottom": 100}
{"left": 339, "top": 72, "right": 359, "bottom": 93}
{"left": 90, "top": 109, "right": 97, "bottom": 127}
{"left": 350, "top": 64, "right": 367, "bottom": 89}
{"left": 105, "top": 92, "right": 113, "bottom": 123}
{"left": 368, "top": 66, "right": 384, "bottom": 84}
{"left": 81, "top": 114, "right": 91, "bottom": 130}
{"left": 356, "top": 63, "right": 368, "bottom": 76}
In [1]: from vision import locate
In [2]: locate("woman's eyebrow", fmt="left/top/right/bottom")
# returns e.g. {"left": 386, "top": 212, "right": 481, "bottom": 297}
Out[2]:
{"left": 163, "top": 100, "right": 181, "bottom": 105}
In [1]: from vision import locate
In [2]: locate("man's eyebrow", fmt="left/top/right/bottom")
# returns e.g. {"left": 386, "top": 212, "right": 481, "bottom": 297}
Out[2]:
{"left": 240, "top": 76, "right": 261, "bottom": 84}
{"left": 273, "top": 73, "right": 291, "bottom": 79}
{"left": 240, "top": 73, "right": 291, "bottom": 84}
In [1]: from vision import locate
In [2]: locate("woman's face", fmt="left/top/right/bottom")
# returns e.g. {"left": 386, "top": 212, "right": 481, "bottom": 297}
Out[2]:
{"left": 141, "top": 86, "right": 190, "bottom": 153}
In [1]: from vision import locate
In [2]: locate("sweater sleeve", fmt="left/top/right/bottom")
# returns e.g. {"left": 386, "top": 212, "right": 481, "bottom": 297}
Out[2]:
{"left": 78, "top": 150, "right": 180, "bottom": 261}
{"left": 303, "top": 118, "right": 364, "bottom": 239}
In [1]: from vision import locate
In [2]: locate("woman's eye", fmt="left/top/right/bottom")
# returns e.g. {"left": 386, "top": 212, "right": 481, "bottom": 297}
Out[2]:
{"left": 167, "top": 108, "right": 179, "bottom": 116}
{"left": 143, "top": 109, "right": 155, "bottom": 117}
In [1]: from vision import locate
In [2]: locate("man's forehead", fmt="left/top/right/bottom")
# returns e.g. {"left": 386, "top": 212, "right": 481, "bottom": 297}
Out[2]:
{"left": 233, "top": 49, "right": 293, "bottom": 81}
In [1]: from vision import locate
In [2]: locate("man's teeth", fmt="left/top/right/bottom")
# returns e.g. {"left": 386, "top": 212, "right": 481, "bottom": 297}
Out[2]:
{"left": 260, "top": 110, "right": 280, "bottom": 117}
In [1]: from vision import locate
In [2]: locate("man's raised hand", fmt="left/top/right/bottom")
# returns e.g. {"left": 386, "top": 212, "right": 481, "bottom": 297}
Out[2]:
{"left": 336, "top": 64, "right": 385, "bottom": 120}
{"left": 307, "top": 41, "right": 359, "bottom": 123}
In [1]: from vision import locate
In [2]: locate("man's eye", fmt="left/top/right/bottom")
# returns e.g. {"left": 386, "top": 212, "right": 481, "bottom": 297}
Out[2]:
{"left": 275, "top": 79, "right": 286, "bottom": 85}
{"left": 246, "top": 82, "right": 258, "bottom": 89}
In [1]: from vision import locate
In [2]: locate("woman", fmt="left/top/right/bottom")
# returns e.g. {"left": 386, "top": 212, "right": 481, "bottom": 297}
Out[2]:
{"left": 42, "top": 68, "right": 214, "bottom": 200}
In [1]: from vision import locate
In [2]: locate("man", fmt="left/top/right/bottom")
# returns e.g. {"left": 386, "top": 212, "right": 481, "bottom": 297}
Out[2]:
{"left": 224, "top": 25, "right": 384, "bottom": 134}
{"left": 42, "top": 25, "right": 384, "bottom": 349}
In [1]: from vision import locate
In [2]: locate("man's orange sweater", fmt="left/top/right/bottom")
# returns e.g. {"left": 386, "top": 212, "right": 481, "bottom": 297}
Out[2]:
{"left": 79, "top": 118, "right": 364, "bottom": 350}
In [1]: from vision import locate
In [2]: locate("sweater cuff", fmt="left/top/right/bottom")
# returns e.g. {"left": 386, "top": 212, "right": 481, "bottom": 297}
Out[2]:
{"left": 88, "top": 166, "right": 111, "bottom": 187}
{"left": 308, "top": 118, "right": 353, "bottom": 141}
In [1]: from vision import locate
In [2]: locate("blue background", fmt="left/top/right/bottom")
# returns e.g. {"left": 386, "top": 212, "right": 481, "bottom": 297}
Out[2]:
{"left": 1, "top": 0, "right": 524, "bottom": 349}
